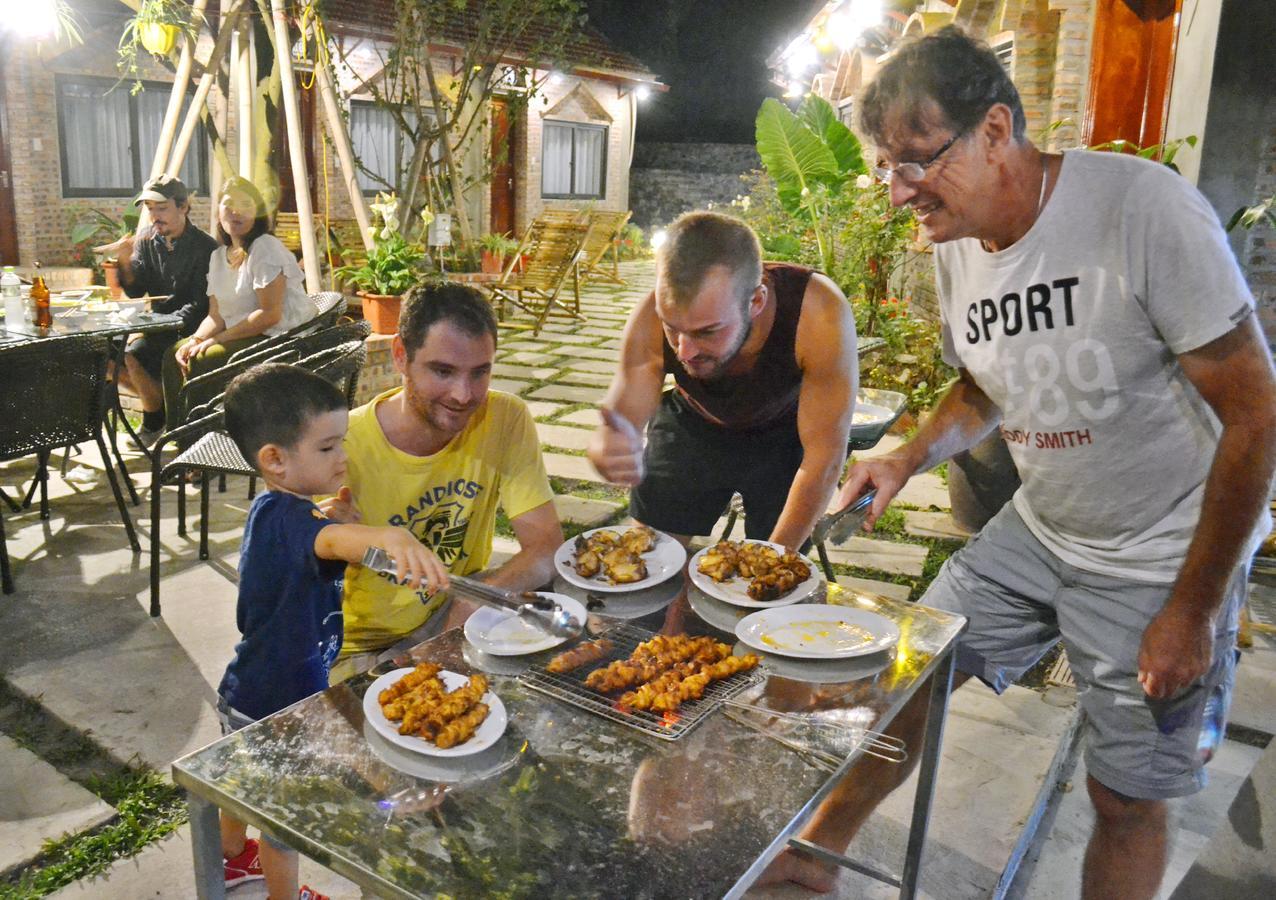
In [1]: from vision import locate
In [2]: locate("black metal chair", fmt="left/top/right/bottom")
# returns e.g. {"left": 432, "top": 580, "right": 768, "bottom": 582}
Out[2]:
{"left": 0, "top": 335, "right": 141, "bottom": 594}
{"left": 147, "top": 339, "right": 368, "bottom": 616}
{"left": 224, "top": 291, "right": 348, "bottom": 366}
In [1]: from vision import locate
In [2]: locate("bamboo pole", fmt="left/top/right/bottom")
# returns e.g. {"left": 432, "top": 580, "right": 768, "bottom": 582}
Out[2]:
{"left": 235, "top": 17, "right": 254, "bottom": 177}
{"left": 166, "top": 1, "right": 243, "bottom": 179}
{"left": 267, "top": 0, "right": 321, "bottom": 291}
{"left": 147, "top": 0, "right": 210, "bottom": 181}
{"left": 310, "top": 48, "right": 373, "bottom": 251}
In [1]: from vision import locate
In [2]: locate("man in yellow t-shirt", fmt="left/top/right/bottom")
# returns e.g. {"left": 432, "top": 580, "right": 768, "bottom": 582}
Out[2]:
{"left": 323, "top": 283, "right": 562, "bottom": 680}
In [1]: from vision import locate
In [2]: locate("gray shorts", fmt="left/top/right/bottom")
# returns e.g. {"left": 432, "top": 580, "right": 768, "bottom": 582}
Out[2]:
{"left": 924, "top": 503, "right": 1243, "bottom": 800}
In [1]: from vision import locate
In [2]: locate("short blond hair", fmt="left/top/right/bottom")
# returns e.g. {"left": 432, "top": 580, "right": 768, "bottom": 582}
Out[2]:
{"left": 656, "top": 211, "right": 763, "bottom": 307}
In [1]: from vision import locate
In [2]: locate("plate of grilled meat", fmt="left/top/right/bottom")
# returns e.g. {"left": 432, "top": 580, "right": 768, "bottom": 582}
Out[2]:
{"left": 554, "top": 525, "right": 687, "bottom": 593}
{"left": 689, "top": 539, "right": 821, "bottom": 608}
{"left": 363, "top": 663, "right": 507, "bottom": 756}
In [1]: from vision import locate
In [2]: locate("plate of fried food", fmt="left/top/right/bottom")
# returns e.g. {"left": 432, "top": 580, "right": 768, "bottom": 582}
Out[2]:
{"left": 363, "top": 662, "right": 508, "bottom": 757}
{"left": 689, "top": 539, "right": 822, "bottom": 608}
{"left": 554, "top": 525, "right": 687, "bottom": 593}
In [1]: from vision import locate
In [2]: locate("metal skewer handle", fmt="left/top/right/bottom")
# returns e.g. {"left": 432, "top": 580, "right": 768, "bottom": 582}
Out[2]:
{"left": 722, "top": 698, "right": 907, "bottom": 764}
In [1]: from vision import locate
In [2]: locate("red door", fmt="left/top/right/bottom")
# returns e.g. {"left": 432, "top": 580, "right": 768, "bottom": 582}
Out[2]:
{"left": 0, "top": 36, "right": 21, "bottom": 264}
{"left": 276, "top": 77, "right": 317, "bottom": 214}
{"left": 489, "top": 97, "right": 516, "bottom": 236}
{"left": 1084, "top": 0, "right": 1183, "bottom": 149}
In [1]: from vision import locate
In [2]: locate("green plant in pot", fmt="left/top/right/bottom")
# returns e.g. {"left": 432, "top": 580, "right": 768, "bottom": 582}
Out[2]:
{"left": 71, "top": 207, "right": 141, "bottom": 298}
{"left": 118, "top": 0, "right": 203, "bottom": 94}
{"left": 335, "top": 193, "right": 428, "bottom": 334}
{"left": 477, "top": 232, "right": 520, "bottom": 275}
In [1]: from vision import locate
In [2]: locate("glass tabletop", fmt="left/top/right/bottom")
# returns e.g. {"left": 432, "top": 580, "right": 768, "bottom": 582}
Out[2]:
{"left": 1, "top": 309, "right": 181, "bottom": 341}
{"left": 173, "top": 574, "right": 964, "bottom": 899}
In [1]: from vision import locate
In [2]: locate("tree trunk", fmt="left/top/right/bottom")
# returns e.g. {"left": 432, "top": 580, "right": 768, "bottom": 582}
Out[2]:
{"left": 422, "top": 55, "right": 473, "bottom": 245}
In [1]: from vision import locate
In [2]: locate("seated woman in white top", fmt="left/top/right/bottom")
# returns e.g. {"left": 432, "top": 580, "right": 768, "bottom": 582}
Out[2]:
{"left": 161, "top": 177, "right": 316, "bottom": 426}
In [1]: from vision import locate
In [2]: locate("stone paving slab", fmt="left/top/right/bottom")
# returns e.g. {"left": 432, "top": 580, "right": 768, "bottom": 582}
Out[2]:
{"left": 501, "top": 351, "right": 563, "bottom": 366}
{"left": 0, "top": 734, "right": 116, "bottom": 874}
{"left": 553, "top": 371, "right": 614, "bottom": 387}
{"left": 823, "top": 535, "right": 929, "bottom": 576}
{"left": 578, "top": 327, "right": 624, "bottom": 339}
{"left": 894, "top": 471, "right": 950, "bottom": 510}
{"left": 499, "top": 340, "right": 548, "bottom": 352}
{"left": 535, "top": 423, "right": 594, "bottom": 452}
{"left": 553, "top": 494, "right": 622, "bottom": 528}
{"left": 527, "top": 383, "right": 608, "bottom": 404}
{"left": 542, "top": 452, "right": 605, "bottom": 483}
{"left": 490, "top": 378, "right": 531, "bottom": 395}
{"left": 559, "top": 408, "right": 602, "bottom": 427}
{"left": 540, "top": 332, "right": 603, "bottom": 345}
{"left": 834, "top": 574, "right": 914, "bottom": 603}
{"left": 904, "top": 510, "right": 971, "bottom": 541}
{"left": 490, "top": 363, "right": 538, "bottom": 379}
{"left": 561, "top": 358, "right": 623, "bottom": 375}
{"left": 565, "top": 347, "right": 622, "bottom": 362}
{"left": 525, "top": 401, "right": 570, "bottom": 419}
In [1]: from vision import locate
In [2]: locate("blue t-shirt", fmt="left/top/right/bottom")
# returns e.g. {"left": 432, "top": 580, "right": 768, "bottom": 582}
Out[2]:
{"left": 217, "top": 491, "right": 346, "bottom": 720}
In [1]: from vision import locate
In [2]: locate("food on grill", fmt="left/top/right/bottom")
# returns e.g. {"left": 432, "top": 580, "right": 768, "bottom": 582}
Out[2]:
{"left": 647, "top": 653, "right": 760, "bottom": 712}
{"left": 377, "top": 666, "right": 490, "bottom": 747}
{"left": 696, "top": 540, "right": 812, "bottom": 601}
{"left": 573, "top": 527, "right": 657, "bottom": 585}
{"left": 576, "top": 633, "right": 760, "bottom": 714}
{"left": 585, "top": 634, "right": 721, "bottom": 692}
{"left": 547, "top": 638, "right": 615, "bottom": 674}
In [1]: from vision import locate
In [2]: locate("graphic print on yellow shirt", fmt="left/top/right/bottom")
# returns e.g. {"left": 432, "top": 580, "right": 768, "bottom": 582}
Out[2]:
{"left": 339, "top": 388, "right": 553, "bottom": 654}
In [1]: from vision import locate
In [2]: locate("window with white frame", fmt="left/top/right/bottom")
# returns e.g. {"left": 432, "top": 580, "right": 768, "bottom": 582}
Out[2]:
{"left": 541, "top": 121, "right": 606, "bottom": 199}
{"left": 349, "top": 101, "right": 439, "bottom": 194}
{"left": 55, "top": 75, "right": 209, "bottom": 198}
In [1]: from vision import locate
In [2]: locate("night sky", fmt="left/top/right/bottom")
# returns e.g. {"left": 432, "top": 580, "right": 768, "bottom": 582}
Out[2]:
{"left": 584, "top": 0, "right": 820, "bottom": 145}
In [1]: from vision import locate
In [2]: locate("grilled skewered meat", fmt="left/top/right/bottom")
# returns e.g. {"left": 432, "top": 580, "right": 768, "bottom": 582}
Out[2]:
{"left": 547, "top": 639, "right": 615, "bottom": 674}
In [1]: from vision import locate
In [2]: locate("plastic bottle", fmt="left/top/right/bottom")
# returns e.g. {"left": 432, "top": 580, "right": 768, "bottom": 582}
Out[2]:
{"left": 1, "top": 266, "right": 22, "bottom": 328}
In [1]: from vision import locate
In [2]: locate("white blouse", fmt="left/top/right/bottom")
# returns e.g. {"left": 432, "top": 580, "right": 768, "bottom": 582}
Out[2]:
{"left": 206, "top": 234, "right": 314, "bottom": 336}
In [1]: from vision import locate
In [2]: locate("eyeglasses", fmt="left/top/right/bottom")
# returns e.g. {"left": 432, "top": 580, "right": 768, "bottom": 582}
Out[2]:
{"left": 873, "top": 130, "right": 966, "bottom": 185}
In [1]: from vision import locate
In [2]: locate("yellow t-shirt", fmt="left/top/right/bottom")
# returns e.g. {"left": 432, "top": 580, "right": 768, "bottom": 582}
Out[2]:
{"left": 339, "top": 387, "right": 553, "bottom": 654}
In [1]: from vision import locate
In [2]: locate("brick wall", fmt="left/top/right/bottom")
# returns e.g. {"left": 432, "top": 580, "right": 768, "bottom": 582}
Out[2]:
{"left": 1245, "top": 121, "right": 1276, "bottom": 343}
{"left": 628, "top": 142, "right": 760, "bottom": 229}
{"left": 1044, "top": 0, "right": 1095, "bottom": 151}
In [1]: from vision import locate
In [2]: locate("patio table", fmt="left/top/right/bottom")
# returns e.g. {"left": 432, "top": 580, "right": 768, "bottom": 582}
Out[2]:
{"left": 173, "top": 577, "right": 964, "bottom": 899}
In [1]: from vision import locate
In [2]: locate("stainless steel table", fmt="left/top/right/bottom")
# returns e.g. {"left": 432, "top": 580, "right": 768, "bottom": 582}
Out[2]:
{"left": 174, "top": 577, "right": 964, "bottom": 899}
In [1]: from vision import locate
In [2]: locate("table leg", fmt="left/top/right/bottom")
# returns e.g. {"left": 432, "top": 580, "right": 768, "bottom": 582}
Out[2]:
{"left": 188, "top": 793, "right": 226, "bottom": 900}
{"left": 899, "top": 647, "right": 956, "bottom": 899}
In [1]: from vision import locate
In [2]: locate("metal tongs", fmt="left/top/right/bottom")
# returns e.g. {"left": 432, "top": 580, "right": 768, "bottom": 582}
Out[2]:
{"left": 360, "top": 547, "right": 582, "bottom": 639}
{"left": 810, "top": 488, "right": 878, "bottom": 546}
{"left": 722, "top": 698, "right": 907, "bottom": 768}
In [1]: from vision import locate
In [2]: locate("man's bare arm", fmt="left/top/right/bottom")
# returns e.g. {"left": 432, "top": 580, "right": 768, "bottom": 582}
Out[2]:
{"left": 1138, "top": 315, "right": 1276, "bottom": 698}
{"left": 769, "top": 274, "right": 857, "bottom": 549}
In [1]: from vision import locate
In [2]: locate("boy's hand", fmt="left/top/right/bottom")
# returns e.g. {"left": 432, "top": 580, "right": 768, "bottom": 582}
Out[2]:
{"left": 319, "top": 486, "right": 361, "bottom": 524}
{"left": 379, "top": 527, "right": 450, "bottom": 594}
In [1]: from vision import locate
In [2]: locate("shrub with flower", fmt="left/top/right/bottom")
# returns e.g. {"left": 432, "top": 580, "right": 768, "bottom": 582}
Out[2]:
{"left": 335, "top": 193, "right": 430, "bottom": 296}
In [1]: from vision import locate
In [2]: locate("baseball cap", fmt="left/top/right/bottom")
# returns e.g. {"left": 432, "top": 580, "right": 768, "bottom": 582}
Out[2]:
{"left": 135, "top": 175, "right": 190, "bottom": 206}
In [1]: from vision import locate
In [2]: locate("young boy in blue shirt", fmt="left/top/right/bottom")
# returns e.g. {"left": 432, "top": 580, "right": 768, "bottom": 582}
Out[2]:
{"left": 216, "top": 363, "right": 448, "bottom": 899}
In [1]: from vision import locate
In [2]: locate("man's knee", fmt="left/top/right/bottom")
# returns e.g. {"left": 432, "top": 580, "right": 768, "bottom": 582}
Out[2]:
{"left": 1087, "top": 775, "right": 1165, "bottom": 829}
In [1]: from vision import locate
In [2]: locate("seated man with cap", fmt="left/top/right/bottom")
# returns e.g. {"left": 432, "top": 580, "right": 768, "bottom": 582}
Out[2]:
{"left": 110, "top": 175, "right": 219, "bottom": 446}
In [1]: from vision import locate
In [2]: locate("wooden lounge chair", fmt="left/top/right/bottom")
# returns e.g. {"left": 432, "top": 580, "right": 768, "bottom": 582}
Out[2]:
{"left": 577, "top": 210, "right": 632, "bottom": 286}
{"left": 484, "top": 220, "right": 590, "bottom": 334}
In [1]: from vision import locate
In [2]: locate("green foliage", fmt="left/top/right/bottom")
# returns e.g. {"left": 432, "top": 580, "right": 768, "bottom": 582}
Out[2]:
{"left": 117, "top": 0, "right": 204, "bottom": 95}
{"left": 1088, "top": 134, "right": 1198, "bottom": 172}
{"left": 70, "top": 208, "right": 141, "bottom": 255}
{"left": 858, "top": 295, "right": 957, "bottom": 411}
{"left": 478, "top": 232, "right": 520, "bottom": 256}
{"left": 335, "top": 195, "right": 428, "bottom": 294}
{"left": 1226, "top": 195, "right": 1276, "bottom": 233}
{"left": 616, "top": 223, "right": 651, "bottom": 260}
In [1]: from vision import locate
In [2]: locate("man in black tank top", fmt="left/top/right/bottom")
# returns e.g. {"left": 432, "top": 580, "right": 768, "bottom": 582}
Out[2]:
{"left": 587, "top": 211, "right": 859, "bottom": 549}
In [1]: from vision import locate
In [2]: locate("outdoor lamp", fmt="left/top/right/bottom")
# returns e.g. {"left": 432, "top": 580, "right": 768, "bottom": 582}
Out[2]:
{"left": 828, "top": 0, "right": 881, "bottom": 51}
{"left": 0, "top": 0, "right": 58, "bottom": 40}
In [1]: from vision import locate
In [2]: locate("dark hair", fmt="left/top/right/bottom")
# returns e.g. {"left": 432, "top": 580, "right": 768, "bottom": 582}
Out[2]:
{"left": 215, "top": 177, "right": 272, "bottom": 251}
{"left": 398, "top": 281, "right": 498, "bottom": 359}
{"left": 656, "top": 210, "right": 762, "bottom": 307}
{"left": 225, "top": 363, "right": 346, "bottom": 469}
{"left": 859, "top": 26, "right": 1026, "bottom": 145}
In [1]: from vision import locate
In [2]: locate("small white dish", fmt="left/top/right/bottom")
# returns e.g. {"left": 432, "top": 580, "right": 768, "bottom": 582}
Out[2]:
{"left": 734, "top": 604, "right": 900, "bottom": 660}
{"left": 362, "top": 668, "right": 507, "bottom": 757}
{"left": 463, "top": 592, "right": 587, "bottom": 656}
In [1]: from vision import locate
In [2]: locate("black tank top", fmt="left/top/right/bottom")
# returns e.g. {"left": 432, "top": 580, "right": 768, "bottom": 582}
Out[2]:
{"left": 662, "top": 262, "right": 811, "bottom": 431}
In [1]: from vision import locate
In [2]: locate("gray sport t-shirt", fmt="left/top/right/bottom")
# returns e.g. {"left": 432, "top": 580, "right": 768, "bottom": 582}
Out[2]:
{"left": 936, "top": 149, "right": 1256, "bottom": 583}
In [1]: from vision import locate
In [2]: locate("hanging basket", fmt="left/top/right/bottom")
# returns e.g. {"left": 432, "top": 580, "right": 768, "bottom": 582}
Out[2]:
{"left": 358, "top": 291, "right": 402, "bottom": 335}
{"left": 139, "top": 22, "right": 181, "bottom": 56}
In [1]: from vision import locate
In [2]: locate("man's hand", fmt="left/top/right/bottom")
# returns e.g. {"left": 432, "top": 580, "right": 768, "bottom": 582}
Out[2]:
{"left": 587, "top": 406, "right": 645, "bottom": 486}
{"left": 835, "top": 454, "right": 916, "bottom": 531}
{"left": 318, "top": 486, "right": 361, "bottom": 523}
{"left": 1137, "top": 605, "right": 1214, "bottom": 699}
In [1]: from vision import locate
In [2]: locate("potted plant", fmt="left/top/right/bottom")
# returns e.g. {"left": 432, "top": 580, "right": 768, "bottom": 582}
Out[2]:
{"left": 118, "top": 0, "right": 203, "bottom": 93}
{"left": 478, "top": 232, "right": 520, "bottom": 275}
{"left": 71, "top": 207, "right": 141, "bottom": 298}
{"left": 335, "top": 193, "right": 428, "bottom": 334}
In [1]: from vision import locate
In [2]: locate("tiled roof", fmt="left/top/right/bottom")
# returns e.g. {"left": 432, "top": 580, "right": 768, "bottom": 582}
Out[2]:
{"left": 318, "top": 0, "right": 657, "bottom": 79}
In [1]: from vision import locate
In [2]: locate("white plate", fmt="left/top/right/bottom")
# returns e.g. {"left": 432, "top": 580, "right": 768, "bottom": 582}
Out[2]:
{"left": 731, "top": 641, "right": 893, "bottom": 684}
{"left": 464, "top": 592, "right": 587, "bottom": 656}
{"left": 851, "top": 402, "right": 895, "bottom": 426}
{"left": 735, "top": 605, "right": 900, "bottom": 659}
{"left": 363, "top": 668, "right": 507, "bottom": 757}
{"left": 362, "top": 722, "right": 520, "bottom": 784}
{"left": 688, "top": 540, "right": 822, "bottom": 609}
{"left": 553, "top": 525, "right": 687, "bottom": 593}
{"left": 550, "top": 575, "right": 681, "bottom": 620}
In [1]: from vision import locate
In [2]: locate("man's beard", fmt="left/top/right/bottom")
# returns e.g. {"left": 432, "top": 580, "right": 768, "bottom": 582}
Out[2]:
{"left": 681, "top": 316, "right": 753, "bottom": 382}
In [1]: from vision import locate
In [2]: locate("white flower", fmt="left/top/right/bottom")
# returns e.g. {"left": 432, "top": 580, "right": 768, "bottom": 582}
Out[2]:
{"left": 740, "top": 195, "right": 751, "bottom": 210}
{"left": 800, "top": 186, "right": 811, "bottom": 198}
{"left": 420, "top": 208, "right": 435, "bottom": 228}
{"left": 855, "top": 174, "right": 873, "bottom": 189}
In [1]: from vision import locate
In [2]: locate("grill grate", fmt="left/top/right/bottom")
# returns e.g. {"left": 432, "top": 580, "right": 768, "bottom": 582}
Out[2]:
{"left": 519, "top": 622, "right": 765, "bottom": 741}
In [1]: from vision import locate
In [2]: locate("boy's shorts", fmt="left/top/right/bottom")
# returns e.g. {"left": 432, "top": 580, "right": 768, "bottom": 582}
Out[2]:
{"left": 924, "top": 503, "right": 1243, "bottom": 801}
{"left": 215, "top": 696, "right": 293, "bottom": 852}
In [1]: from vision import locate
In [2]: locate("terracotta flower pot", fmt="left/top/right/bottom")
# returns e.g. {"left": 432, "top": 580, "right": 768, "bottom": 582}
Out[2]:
{"left": 139, "top": 22, "right": 180, "bottom": 56}
{"left": 359, "top": 291, "right": 402, "bottom": 335}
{"left": 102, "top": 259, "right": 123, "bottom": 299}
{"left": 480, "top": 250, "right": 506, "bottom": 275}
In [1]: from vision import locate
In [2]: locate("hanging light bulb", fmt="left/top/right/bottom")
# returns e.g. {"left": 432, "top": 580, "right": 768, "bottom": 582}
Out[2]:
{"left": 828, "top": 0, "right": 882, "bottom": 51}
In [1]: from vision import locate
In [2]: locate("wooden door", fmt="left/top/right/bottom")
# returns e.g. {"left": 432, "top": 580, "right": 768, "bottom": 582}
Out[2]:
{"left": 489, "top": 97, "right": 516, "bottom": 236}
{"left": 276, "top": 77, "right": 317, "bottom": 214}
{"left": 0, "top": 37, "right": 20, "bottom": 264}
{"left": 1084, "top": 0, "right": 1183, "bottom": 149}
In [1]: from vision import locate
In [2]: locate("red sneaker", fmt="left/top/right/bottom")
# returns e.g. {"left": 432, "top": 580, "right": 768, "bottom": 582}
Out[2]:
{"left": 223, "top": 837, "right": 264, "bottom": 888}
{"left": 298, "top": 886, "right": 330, "bottom": 900}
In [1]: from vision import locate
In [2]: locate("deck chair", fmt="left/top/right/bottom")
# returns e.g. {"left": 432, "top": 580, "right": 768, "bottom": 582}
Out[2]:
{"left": 484, "top": 220, "right": 590, "bottom": 334}
{"left": 577, "top": 210, "right": 632, "bottom": 286}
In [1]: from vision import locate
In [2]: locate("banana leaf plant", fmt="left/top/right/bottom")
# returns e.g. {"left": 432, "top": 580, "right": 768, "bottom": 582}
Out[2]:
{"left": 755, "top": 95, "right": 867, "bottom": 273}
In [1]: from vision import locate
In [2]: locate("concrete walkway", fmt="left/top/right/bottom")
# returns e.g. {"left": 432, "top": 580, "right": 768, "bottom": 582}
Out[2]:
{"left": 0, "top": 260, "right": 1267, "bottom": 898}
